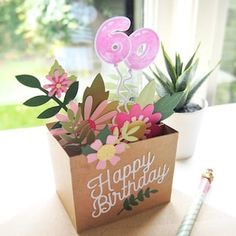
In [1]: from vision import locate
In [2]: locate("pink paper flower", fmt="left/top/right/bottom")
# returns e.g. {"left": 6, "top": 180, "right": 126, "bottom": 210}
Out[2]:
{"left": 82, "top": 96, "right": 117, "bottom": 134}
{"left": 115, "top": 103, "right": 162, "bottom": 139}
{"left": 87, "top": 135, "right": 126, "bottom": 170}
{"left": 43, "top": 70, "right": 70, "bottom": 97}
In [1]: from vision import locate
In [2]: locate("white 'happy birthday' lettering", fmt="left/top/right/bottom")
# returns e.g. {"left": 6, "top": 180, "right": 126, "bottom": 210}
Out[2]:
{"left": 87, "top": 152, "right": 169, "bottom": 218}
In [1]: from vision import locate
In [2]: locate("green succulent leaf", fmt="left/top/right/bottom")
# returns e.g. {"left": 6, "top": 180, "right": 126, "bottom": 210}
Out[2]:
{"left": 154, "top": 92, "right": 184, "bottom": 120}
{"left": 63, "top": 81, "right": 79, "bottom": 105}
{"left": 37, "top": 106, "right": 61, "bottom": 119}
{"left": 161, "top": 44, "right": 177, "bottom": 85}
{"left": 60, "top": 134, "right": 76, "bottom": 143}
{"left": 16, "top": 74, "right": 41, "bottom": 89}
{"left": 184, "top": 43, "right": 200, "bottom": 71}
{"left": 186, "top": 62, "right": 220, "bottom": 103}
{"left": 23, "top": 95, "right": 51, "bottom": 107}
{"left": 175, "top": 53, "right": 183, "bottom": 77}
{"left": 176, "top": 59, "right": 199, "bottom": 91}
{"left": 60, "top": 121, "right": 73, "bottom": 133}
{"left": 136, "top": 80, "right": 156, "bottom": 108}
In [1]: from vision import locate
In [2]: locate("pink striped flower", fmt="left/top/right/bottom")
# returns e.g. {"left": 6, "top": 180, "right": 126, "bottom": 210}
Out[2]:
{"left": 87, "top": 135, "right": 126, "bottom": 169}
{"left": 81, "top": 96, "right": 117, "bottom": 134}
{"left": 43, "top": 70, "right": 70, "bottom": 97}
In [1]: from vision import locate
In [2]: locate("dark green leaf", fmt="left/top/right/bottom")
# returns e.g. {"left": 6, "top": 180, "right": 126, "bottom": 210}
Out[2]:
{"left": 81, "top": 144, "right": 96, "bottom": 155}
{"left": 175, "top": 53, "right": 182, "bottom": 77}
{"left": 137, "top": 190, "right": 144, "bottom": 201}
{"left": 161, "top": 44, "right": 177, "bottom": 85}
{"left": 144, "top": 187, "right": 150, "bottom": 198}
{"left": 154, "top": 92, "right": 184, "bottom": 120}
{"left": 16, "top": 74, "right": 41, "bottom": 88}
{"left": 184, "top": 43, "right": 200, "bottom": 71}
{"left": 97, "top": 126, "right": 111, "bottom": 144}
{"left": 123, "top": 199, "right": 132, "bottom": 211}
{"left": 63, "top": 81, "right": 79, "bottom": 105}
{"left": 37, "top": 106, "right": 61, "bottom": 119}
{"left": 51, "top": 122, "right": 62, "bottom": 130}
{"left": 23, "top": 95, "right": 51, "bottom": 107}
{"left": 129, "top": 194, "right": 139, "bottom": 206}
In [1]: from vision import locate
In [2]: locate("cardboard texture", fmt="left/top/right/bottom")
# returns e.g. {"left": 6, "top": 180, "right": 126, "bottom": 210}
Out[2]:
{"left": 47, "top": 124, "right": 178, "bottom": 232}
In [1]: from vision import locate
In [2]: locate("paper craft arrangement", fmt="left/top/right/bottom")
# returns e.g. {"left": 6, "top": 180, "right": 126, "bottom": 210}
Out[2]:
{"left": 16, "top": 17, "right": 181, "bottom": 232}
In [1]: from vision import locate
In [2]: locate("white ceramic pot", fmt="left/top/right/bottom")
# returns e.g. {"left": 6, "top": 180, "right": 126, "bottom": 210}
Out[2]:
{"left": 163, "top": 98, "right": 208, "bottom": 160}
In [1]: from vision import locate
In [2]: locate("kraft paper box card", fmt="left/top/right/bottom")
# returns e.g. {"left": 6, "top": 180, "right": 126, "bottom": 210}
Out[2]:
{"left": 15, "top": 16, "right": 183, "bottom": 232}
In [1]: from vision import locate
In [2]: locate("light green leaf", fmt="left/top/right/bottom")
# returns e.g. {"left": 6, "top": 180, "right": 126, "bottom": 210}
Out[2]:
{"left": 127, "top": 126, "right": 140, "bottom": 136}
{"left": 184, "top": 43, "right": 200, "bottom": 71}
{"left": 125, "top": 136, "right": 138, "bottom": 142}
{"left": 49, "top": 60, "right": 65, "bottom": 76}
{"left": 136, "top": 80, "right": 156, "bottom": 108}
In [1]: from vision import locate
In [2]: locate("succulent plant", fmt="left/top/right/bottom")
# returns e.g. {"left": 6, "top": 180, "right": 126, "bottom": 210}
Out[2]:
{"left": 145, "top": 44, "right": 219, "bottom": 112}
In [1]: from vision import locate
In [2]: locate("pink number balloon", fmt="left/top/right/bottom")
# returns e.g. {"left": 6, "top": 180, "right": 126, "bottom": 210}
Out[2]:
{"left": 95, "top": 17, "right": 131, "bottom": 65}
{"left": 125, "top": 28, "right": 160, "bottom": 70}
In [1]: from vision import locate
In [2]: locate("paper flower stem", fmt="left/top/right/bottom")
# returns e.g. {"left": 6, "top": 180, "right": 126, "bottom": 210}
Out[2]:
{"left": 40, "top": 87, "right": 68, "bottom": 111}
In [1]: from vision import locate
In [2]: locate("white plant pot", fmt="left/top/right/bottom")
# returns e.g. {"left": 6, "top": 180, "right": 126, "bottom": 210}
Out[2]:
{"left": 163, "top": 98, "right": 208, "bottom": 160}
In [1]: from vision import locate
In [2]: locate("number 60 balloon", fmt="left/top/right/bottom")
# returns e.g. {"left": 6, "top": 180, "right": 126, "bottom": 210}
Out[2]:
{"left": 95, "top": 16, "right": 160, "bottom": 70}
{"left": 95, "top": 16, "right": 131, "bottom": 65}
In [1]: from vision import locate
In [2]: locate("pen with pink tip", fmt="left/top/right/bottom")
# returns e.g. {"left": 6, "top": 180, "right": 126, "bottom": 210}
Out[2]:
{"left": 176, "top": 169, "right": 214, "bottom": 236}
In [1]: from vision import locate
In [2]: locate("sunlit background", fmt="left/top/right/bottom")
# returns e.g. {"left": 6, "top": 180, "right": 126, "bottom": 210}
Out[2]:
{"left": 0, "top": 0, "right": 235, "bottom": 130}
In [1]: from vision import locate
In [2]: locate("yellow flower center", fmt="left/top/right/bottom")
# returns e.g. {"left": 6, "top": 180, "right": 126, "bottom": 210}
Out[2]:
{"left": 97, "top": 144, "right": 116, "bottom": 161}
{"left": 56, "top": 83, "right": 62, "bottom": 89}
{"left": 127, "top": 120, "right": 147, "bottom": 139}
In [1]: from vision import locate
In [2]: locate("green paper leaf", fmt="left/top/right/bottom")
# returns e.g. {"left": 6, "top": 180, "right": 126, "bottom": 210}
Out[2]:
{"left": 123, "top": 199, "right": 132, "bottom": 211}
{"left": 16, "top": 74, "right": 41, "bottom": 88}
{"left": 154, "top": 92, "right": 184, "bottom": 120}
{"left": 87, "top": 130, "right": 96, "bottom": 145}
{"left": 61, "top": 121, "right": 73, "bottom": 133}
{"left": 63, "top": 81, "right": 79, "bottom": 105}
{"left": 97, "top": 126, "right": 111, "bottom": 144}
{"left": 49, "top": 60, "right": 65, "bottom": 76}
{"left": 81, "top": 145, "right": 96, "bottom": 156}
{"left": 60, "top": 134, "right": 76, "bottom": 143}
{"left": 136, "top": 80, "right": 156, "bottom": 108}
{"left": 37, "top": 106, "right": 61, "bottom": 119}
{"left": 125, "top": 136, "right": 138, "bottom": 142}
{"left": 129, "top": 194, "right": 139, "bottom": 206}
{"left": 51, "top": 121, "right": 62, "bottom": 130}
{"left": 23, "top": 95, "right": 51, "bottom": 107}
{"left": 67, "top": 109, "right": 74, "bottom": 121}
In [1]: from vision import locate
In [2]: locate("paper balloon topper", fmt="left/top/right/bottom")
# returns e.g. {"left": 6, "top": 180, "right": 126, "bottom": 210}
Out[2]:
{"left": 95, "top": 16, "right": 160, "bottom": 70}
